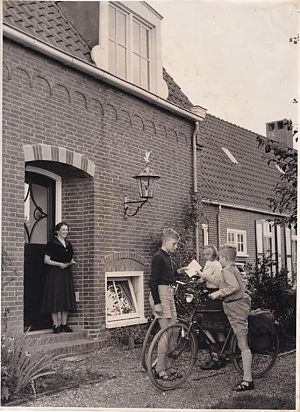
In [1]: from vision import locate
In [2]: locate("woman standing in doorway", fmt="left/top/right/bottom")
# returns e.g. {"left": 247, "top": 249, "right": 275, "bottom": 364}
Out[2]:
{"left": 41, "top": 222, "right": 77, "bottom": 333}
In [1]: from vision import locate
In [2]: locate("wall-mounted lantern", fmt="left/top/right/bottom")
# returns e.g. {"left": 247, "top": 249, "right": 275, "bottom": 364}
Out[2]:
{"left": 124, "top": 151, "right": 160, "bottom": 219}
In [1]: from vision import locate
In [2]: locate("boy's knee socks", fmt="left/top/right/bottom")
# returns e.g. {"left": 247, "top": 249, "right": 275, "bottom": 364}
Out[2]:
{"left": 241, "top": 349, "right": 252, "bottom": 382}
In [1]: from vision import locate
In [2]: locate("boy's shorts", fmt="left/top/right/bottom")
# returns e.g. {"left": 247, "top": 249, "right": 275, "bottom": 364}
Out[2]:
{"left": 149, "top": 285, "right": 177, "bottom": 319}
{"left": 223, "top": 294, "right": 251, "bottom": 337}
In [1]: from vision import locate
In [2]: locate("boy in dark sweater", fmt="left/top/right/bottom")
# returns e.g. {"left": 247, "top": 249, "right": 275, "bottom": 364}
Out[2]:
{"left": 149, "top": 228, "right": 186, "bottom": 380}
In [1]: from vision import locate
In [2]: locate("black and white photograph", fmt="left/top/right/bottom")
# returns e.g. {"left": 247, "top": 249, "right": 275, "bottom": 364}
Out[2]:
{"left": 1, "top": 0, "right": 298, "bottom": 410}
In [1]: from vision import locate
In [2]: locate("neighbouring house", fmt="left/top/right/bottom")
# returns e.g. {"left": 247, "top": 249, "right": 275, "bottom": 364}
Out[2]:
{"left": 197, "top": 115, "right": 297, "bottom": 281}
{"left": 2, "top": 1, "right": 295, "bottom": 352}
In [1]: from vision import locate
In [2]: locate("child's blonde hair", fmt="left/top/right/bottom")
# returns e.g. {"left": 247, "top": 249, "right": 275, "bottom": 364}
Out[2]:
{"left": 203, "top": 244, "right": 218, "bottom": 260}
{"left": 161, "top": 228, "right": 180, "bottom": 243}
{"left": 219, "top": 244, "right": 237, "bottom": 261}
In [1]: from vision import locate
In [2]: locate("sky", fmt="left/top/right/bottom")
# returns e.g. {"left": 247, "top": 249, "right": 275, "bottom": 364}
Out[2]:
{"left": 148, "top": 0, "right": 299, "bottom": 137}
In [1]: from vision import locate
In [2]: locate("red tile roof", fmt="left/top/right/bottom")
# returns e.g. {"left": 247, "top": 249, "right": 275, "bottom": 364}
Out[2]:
{"left": 3, "top": 1, "right": 282, "bottom": 212}
{"left": 198, "top": 114, "right": 281, "bottom": 211}
{"left": 163, "top": 69, "right": 193, "bottom": 110}
{"left": 3, "top": 0, "right": 192, "bottom": 110}
{"left": 3, "top": 1, "right": 92, "bottom": 61}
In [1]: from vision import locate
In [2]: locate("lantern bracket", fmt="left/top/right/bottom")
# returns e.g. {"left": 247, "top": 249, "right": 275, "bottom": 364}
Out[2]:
{"left": 124, "top": 195, "right": 149, "bottom": 220}
{"left": 123, "top": 151, "right": 160, "bottom": 220}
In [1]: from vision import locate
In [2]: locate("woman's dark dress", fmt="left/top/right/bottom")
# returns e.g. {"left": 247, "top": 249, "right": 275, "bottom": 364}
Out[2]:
{"left": 41, "top": 238, "right": 77, "bottom": 313}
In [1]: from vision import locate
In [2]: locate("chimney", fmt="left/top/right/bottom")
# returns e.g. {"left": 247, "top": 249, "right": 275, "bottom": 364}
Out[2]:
{"left": 265, "top": 119, "right": 294, "bottom": 148}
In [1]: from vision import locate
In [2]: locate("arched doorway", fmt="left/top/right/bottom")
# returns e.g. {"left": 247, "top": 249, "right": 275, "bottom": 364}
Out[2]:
{"left": 24, "top": 167, "right": 61, "bottom": 330}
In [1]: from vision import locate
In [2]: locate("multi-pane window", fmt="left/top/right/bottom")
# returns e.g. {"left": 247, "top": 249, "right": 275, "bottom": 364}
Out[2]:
{"left": 227, "top": 229, "right": 247, "bottom": 256}
{"left": 106, "top": 278, "right": 139, "bottom": 321}
{"left": 108, "top": 4, "right": 127, "bottom": 78}
{"left": 108, "top": 3, "right": 152, "bottom": 90}
{"left": 133, "top": 19, "right": 150, "bottom": 89}
{"left": 105, "top": 271, "right": 145, "bottom": 327}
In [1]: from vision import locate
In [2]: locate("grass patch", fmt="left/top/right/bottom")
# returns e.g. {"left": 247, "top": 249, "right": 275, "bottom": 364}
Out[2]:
{"left": 213, "top": 394, "right": 295, "bottom": 410}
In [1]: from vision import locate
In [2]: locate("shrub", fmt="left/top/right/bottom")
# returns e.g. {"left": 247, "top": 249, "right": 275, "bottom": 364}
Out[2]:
{"left": 1, "top": 334, "right": 57, "bottom": 403}
{"left": 246, "top": 256, "right": 296, "bottom": 337}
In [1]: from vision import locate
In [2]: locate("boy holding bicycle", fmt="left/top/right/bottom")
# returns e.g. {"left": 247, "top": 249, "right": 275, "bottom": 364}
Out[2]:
{"left": 149, "top": 228, "right": 186, "bottom": 380}
{"left": 209, "top": 244, "right": 253, "bottom": 392}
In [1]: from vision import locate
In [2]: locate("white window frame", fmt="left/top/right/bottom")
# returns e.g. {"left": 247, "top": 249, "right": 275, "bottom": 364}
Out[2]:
{"left": 227, "top": 229, "right": 248, "bottom": 257}
{"left": 105, "top": 271, "right": 147, "bottom": 328}
{"left": 93, "top": 1, "right": 167, "bottom": 97}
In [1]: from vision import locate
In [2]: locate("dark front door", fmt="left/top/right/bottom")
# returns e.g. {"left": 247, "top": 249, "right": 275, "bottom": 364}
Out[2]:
{"left": 24, "top": 171, "right": 56, "bottom": 330}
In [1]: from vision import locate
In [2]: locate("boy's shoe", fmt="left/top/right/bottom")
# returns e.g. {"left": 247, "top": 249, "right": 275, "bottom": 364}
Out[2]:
{"left": 233, "top": 381, "right": 254, "bottom": 392}
{"left": 201, "top": 358, "right": 225, "bottom": 370}
{"left": 53, "top": 325, "right": 60, "bottom": 334}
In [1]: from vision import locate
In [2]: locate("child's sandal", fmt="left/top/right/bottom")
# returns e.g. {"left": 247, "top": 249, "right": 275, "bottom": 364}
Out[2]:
{"left": 233, "top": 381, "right": 254, "bottom": 392}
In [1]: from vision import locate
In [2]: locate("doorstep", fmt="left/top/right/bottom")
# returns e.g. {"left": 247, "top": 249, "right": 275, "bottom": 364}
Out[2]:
{"left": 24, "top": 329, "right": 109, "bottom": 356}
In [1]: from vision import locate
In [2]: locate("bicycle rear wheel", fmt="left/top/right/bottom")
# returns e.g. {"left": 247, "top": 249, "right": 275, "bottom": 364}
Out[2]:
{"left": 141, "top": 317, "right": 160, "bottom": 370}
{"left": 230, "top": 330, "right": 279, "bottom": 378}
{"left": 146, "top": 323, "right": 198, "bottom": 391}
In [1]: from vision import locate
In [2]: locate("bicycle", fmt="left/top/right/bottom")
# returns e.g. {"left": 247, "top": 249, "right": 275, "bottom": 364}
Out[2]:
{"left": 146, "top": 281, "right": 279, "bottom": 391}
{"left": 141, "top": 279, "right": 197, "bottom": 370}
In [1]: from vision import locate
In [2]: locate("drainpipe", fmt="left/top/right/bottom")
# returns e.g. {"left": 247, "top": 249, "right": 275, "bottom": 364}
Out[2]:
{"left": 192, "top": 120, "right": 200, "bottom": 261}
{"left": 217, "top": 204, "right": 222, "bottom": 248}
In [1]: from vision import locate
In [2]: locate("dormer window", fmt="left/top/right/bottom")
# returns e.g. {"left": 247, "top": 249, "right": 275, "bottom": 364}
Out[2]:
{"left": 91, "top": 1, "right": 168, "bottom": 98}
{"left": 108, "top": 4, "right": 128, "bottom": 78}
{"left": 133, "top": 19, "right": 150, "bottom": 89}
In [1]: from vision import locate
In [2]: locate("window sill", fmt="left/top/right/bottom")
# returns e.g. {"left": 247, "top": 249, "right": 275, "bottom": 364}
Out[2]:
{"left": 236, "top": 255, "right": 249, "bottom": 258}
{"left": 106, "top": 317, "right": 148, "bottom": 329}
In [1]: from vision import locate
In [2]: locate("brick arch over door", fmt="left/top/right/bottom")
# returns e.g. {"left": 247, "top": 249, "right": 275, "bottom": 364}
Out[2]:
{"left": 23, "top": 144, "right": 95, "bottom": 177}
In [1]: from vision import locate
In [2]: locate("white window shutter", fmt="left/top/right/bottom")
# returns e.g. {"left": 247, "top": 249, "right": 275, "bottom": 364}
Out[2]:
{"left": 276, "top": 225, "right": 282, "bottom": 270}
{"left": 285, "top": 226, "right": 292, "bottom": 280}
{"left": 255, "top": 220, "right": 264, "bottom": 258}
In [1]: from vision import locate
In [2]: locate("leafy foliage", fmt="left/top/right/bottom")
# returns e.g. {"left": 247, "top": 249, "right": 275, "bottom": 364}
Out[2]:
{"left": 1, "top": 334, "right": 57, "bottom": 403}
{"left": 149, "top": 192, "right": 206, "bottom": 269}
{"left": 246, "top": 256, "right": 296, "bottom": 336}
{"left": 257, "top": 136, "right": 297, "bottom": 228}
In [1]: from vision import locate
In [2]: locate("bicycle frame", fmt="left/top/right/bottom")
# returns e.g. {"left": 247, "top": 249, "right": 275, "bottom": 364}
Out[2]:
{"left": 174, "top": 281, "right": 234, "bottom": 355}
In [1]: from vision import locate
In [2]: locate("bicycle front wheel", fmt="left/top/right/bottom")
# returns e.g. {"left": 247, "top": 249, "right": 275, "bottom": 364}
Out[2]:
{"left": 146, "top": 323, "right": 198, "bottom": 391}
{"left": 230, "top": 331, "right": 279, "bottom": 378}
{"left": 141, "top": 317, "right": 160, "bottom": 370}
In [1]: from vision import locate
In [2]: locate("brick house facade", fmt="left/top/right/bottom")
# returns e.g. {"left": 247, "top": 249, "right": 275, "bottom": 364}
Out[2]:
{"left": 2, "top": 1, "right": 295, "bottom": 343}
{"left": 197, "top": 114, "right": 297, "bottom": 279}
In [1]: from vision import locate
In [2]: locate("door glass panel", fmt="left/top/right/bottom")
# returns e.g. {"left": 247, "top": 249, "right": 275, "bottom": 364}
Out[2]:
{"left": 24, "top": 183, "right": 48, "bottom": 244}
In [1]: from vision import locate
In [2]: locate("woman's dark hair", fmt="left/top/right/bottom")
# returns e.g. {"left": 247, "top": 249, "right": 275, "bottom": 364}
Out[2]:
{"left": 53, "top": 222, "right": 69, "bottom": 238}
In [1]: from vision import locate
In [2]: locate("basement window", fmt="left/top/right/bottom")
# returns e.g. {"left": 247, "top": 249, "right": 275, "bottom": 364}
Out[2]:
{"left": 105, "top": 271, "right": 146, "bottom": 328}
{"left": 221, "top": 147, "right": 239, "bottom": 164}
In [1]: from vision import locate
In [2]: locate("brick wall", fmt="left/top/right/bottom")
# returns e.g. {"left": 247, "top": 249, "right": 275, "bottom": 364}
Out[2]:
{"left": 200, "top": 204, "right": 287, "bottom": 268}
{"left": 2, "top": 39, "right": 196, "bottom": 335}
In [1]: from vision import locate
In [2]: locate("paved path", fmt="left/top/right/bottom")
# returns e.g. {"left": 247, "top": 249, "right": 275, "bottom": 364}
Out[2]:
{"left": 23, "top": 345, "right": 296, "bottom": 410}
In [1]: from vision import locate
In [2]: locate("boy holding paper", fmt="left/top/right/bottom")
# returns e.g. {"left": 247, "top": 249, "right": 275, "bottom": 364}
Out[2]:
{"left": 149, "top": 228, "right": 186, "bottom": 380}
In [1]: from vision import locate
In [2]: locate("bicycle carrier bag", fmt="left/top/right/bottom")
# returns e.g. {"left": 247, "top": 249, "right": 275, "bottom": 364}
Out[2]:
{"left": 248, "top": 309, "right": 276, "bottom": 352}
